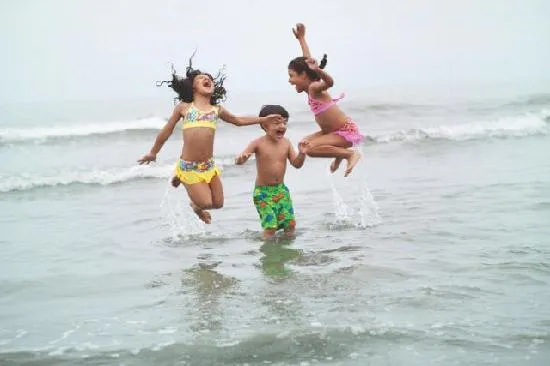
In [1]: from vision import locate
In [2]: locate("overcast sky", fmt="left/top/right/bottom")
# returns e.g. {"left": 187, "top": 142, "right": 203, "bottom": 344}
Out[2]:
{"left": 1, "top": 0, "right": 549, "bottom": 103}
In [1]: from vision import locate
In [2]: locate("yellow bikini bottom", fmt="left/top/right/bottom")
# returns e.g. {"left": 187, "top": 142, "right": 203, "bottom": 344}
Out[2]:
{"left": 174, "top": 158, "right": 221, "bottom": 185}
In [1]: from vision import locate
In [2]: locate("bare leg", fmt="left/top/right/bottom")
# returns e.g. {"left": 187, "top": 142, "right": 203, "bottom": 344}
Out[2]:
{"left": 302, "top": 130, "right": 325, "bottom": 142}
{"left": 183, "top": 182, "right": 214, "bottom": 224}
{"left": 305, "top": 133, "right": 352, "bottom": 158}
{"left": 189, "top": 202, "right": 211, "bottom": 224}
{"left": 209, "top": 175, "right": 224, "bottom": 209}
{"left": 305, "top": 134, "right": 361, "bottom": 177}
{"left": 306, "top": 145, "right": 352, "bottom": 158}
{"left": 330, "top": 158, "right": 343, "bottom": 173}
{"left": 263, "top": 229, "right": 276, "bottom": 240}
{"left": 345, "top": 150, "right": 361, "bottom": 177}
{"left": 283, "top": 222, "right": 296, "bottom": 239}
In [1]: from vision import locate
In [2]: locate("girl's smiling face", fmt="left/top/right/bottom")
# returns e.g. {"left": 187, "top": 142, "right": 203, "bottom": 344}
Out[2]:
{"left": 288, "top": 68, "right": 309, "bottom": 93}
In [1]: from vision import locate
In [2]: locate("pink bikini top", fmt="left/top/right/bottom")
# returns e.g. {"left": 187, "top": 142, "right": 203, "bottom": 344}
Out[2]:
{"left": 308, "top": 92, "right": 345, "bottom": 115}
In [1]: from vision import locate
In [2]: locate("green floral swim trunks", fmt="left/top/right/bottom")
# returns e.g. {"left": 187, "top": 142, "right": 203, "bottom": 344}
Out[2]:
{"left": 253, "top": 183, "right": 296, "bottom": 230}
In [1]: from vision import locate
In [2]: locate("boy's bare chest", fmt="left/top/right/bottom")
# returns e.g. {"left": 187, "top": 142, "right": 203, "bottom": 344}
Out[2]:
{"left": 257, "top": 141, "right": 287, "bottom": 161}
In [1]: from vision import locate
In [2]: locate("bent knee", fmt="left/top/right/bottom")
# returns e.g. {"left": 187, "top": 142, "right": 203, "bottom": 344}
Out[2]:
{"left": 212, "top": 200, "right": 224, "bottom": 209}
{"left": 193, "top": 199, "right": 213, "bottom": 210}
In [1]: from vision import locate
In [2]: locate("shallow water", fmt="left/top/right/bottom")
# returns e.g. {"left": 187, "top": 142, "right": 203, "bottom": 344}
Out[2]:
{"left": 1, "top": 90, "right": 549, "bottom": 365}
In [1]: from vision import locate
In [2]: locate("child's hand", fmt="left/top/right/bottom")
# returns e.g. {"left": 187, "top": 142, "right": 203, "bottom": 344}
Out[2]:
{"left": 235, "top": 152, "right": 252, "bottom": 165}
{"left": 298, "top": 139, "right": 310, "bottom": 154}
{"left": 305, "top": 58, "right": 319, "bottom": 71}
{"left": 264, "top": 114, "right": 286, "bottom": 125}
{"left": 137, "top": 153, "right": 156, "bottom": 165}
{"left": 292, "top": 23, "right": 306, "bottom": 39}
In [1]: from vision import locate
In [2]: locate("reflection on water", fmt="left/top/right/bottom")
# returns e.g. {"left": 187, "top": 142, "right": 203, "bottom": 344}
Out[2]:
{"left": 181, "top": 263, "right": 238, "bottom": 333}
{"left": 259, "top": 240, "right": 303, "bottom": 279}
{"left": 259, "top": 240, "right": 307, "bottom": 331}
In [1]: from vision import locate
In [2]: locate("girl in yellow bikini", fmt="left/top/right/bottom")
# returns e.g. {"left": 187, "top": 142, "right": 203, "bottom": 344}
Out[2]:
{"left": 138, "top": 55, "right": 284, "bottom": 224}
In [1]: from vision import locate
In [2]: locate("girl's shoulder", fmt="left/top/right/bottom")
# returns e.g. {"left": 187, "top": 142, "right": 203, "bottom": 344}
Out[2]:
{"left": 175, "top": 101, "right": 192, "bottom": 114}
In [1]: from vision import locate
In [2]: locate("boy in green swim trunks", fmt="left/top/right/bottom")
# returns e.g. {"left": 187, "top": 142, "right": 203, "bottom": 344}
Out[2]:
{"left": 235, "top": 105, "right": 306, "bottom": 239}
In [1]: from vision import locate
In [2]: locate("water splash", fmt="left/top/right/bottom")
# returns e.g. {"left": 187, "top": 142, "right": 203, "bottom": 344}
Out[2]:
{"left": 159, "top": 180, "right": 206, "bottom": 239}
{"left": 327, "top": 146, "right": 382, "bottom": 229}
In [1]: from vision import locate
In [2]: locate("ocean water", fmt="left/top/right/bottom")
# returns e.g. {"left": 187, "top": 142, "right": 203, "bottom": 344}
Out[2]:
{"left": 1, "top": 86, "right": 549, "bottom": 365}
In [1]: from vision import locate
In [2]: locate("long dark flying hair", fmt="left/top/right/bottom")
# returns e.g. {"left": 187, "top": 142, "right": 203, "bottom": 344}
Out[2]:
{"left": 288, "top": 54, "right": 328, "bottom": 81}
{"left": 156, "top": 51, "right": 227, "bottom": 105}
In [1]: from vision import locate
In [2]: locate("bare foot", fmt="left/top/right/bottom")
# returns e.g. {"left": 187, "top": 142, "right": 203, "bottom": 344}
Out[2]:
{"left": 330, "top": 158, "right": 342, "bottom": 173}
{"left": 262, "top": 229, "right": 276, "bottom": 240}
{"left": 190, "top": 202, "right": 211, "bottom": 224}
{"left": 171, "top": 176, "right": 181, "bottom": 188}
{"left": 344, "top": 151, "right": 361, "bottom": 177}
{"left": 283, "top": 229, "right": 296, "bottom": 239}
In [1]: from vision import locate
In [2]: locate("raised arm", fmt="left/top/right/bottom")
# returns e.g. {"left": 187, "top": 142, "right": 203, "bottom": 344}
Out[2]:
{"left": 292, "top": 23, "right": 311, "bottom": 58}
{"left": 137, "top": 103, "right": 185, "bottom": 164}
{"left": 219, "top": 106, "right": 285, "bottom": 127}
{"left": 235, "top": 139, "right": 259, "bottom": 165}
{"left": 288, "top": 140, "right": 306, "bottom": 169}
{"left": 306, "top": 58, "right": 334, "bottom": 95}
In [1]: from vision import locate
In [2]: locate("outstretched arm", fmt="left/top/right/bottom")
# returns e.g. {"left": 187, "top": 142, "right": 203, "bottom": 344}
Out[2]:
{"left": 292, "top": 23, "right": 311, "bottom": 58}
{"left": 219, "top": 106, "right": 285, "bottom": 127}
{"left": 235, "top": 139, "right": 259, "bottom": 165}
{"left": 138, "top": 104, "right": 185, "bottom": 164}
{"left": 288, "top": 140, "right": 306, "bottom": 169}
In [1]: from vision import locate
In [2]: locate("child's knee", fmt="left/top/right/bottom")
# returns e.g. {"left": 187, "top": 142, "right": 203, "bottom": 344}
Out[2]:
{"left": 194, "top": 198, "right": 213, "bottom": 210}
{"left": 211, "top": 194, "right": 224, "bottom": 209}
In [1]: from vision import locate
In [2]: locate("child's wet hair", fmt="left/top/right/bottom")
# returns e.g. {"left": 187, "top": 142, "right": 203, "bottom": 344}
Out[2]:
{"left": 258, "top": 105, "right": 289, "bottom": 131}
{"left": 288, "top": 54, "right": 328, "bottom": 81}
{"left": 156, "top": 51, "right": 227, "bottom": 105}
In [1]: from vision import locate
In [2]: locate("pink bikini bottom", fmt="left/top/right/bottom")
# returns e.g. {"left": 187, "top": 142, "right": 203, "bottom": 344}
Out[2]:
{"left": 333, "top": 118, "right": 364, "bottom": 146}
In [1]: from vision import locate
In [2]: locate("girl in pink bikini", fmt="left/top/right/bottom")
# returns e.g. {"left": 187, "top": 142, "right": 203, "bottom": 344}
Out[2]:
{"left": 288, "top": 23, "right": 364, "bottom": 177}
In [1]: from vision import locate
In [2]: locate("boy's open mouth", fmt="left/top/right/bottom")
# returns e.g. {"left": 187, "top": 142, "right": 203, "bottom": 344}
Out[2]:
{"left": 275, "top": 129, "right": 286, "bottom": 137}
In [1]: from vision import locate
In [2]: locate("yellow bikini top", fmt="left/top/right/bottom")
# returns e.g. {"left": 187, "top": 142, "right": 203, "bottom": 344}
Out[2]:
{"left": 181, "top": 103, "right": 219, "bottom": 130}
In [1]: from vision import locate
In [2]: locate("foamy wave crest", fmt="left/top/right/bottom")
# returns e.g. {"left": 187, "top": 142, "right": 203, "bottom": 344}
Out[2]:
{"left": 0, "top": 117, "right": 165, "bottom": 143}
{"left": 369, "top": 111, "right": 549, "bottom": 143}
{"left": 0, "top": 164, "right": 174, "bottom": 193}
{"left": 0, "top": 158, "right": 237, "bottom": 193}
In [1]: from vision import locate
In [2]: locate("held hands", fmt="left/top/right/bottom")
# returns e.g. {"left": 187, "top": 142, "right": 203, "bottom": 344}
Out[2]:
{"left": 235, "top": 152, "right": 252, "bottom": 165}
{"left": 137, "top": 153, "right": 156, "bottom": 165}
{"left": 292, "top": 23, "right": 306, "bottom": 39}
{"left": 298, "top": 139, "right": 310, "bottom": 154}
